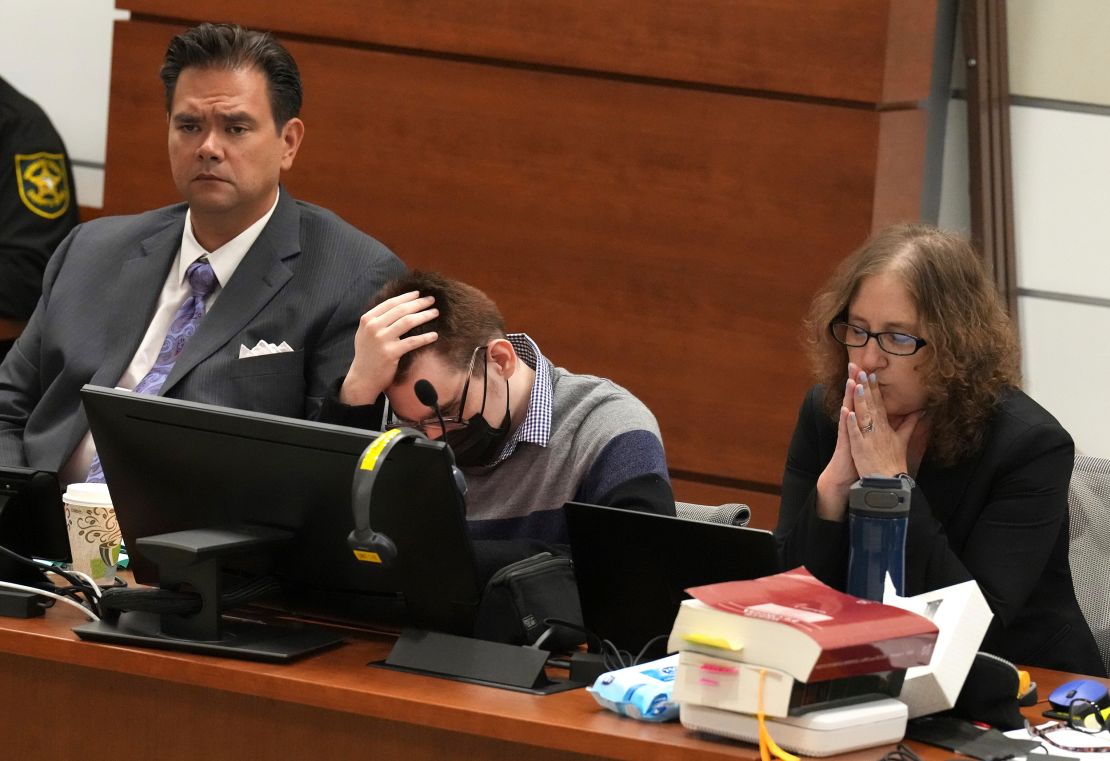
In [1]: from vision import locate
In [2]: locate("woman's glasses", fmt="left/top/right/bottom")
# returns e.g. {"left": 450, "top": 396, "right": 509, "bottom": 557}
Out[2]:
{"left": 829, "top": 321, "right": 928, "bottom": 356}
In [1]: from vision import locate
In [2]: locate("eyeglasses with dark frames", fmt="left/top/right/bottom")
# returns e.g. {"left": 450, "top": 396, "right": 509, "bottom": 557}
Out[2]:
{"left": 829, "top": 320, "right": 928, "bottom": 357}
{"left": 391, "top": 345, "right": 486, "bottom": 434}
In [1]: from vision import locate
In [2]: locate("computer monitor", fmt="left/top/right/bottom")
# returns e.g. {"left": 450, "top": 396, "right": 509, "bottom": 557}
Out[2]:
{"left": 565, "top": 501, "right": 781, "bottom": 658}
{"left": 75, "top": 386, "right": 482, "bottom": 658}
{"left": 0, "top": 467, "right": 70, "bottom": 588}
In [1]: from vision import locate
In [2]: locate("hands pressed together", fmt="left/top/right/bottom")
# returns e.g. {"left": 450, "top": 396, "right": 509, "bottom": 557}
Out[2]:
{"left": 338, "top": 291, "right": 439, "bottom": 406}
{"left": 815, "top": 362, "right": 929, "bottom": 521}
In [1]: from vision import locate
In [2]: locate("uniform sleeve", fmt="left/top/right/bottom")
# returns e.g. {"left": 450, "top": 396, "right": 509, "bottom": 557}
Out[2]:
{"left": 0, "top": 107, "right": 79, "bottom": 321}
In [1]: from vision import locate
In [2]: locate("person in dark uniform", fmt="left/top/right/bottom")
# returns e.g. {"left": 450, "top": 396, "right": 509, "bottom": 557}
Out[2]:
{"left": 0, "top": 76, "right": 79, "bottom": 360}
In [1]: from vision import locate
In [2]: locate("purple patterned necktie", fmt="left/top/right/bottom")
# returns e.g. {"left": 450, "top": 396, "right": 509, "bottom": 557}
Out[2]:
{"left": 87, "top": 259, "right": 218, "bottom": 483}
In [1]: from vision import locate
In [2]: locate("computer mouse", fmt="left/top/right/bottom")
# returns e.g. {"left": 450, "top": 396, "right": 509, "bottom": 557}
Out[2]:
{"left": 1048, "top": 679, "right": 1110, "bottom": 713}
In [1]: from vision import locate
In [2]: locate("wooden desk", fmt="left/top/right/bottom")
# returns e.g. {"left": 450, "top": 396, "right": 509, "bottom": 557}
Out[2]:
{"left": 0, "top": 605, "right": 1091, "bottom": 759}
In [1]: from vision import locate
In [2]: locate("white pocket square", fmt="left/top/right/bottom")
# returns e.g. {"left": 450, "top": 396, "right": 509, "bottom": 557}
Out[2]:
{"left": 238, "top": 340, "right": 294, "bottom": 359}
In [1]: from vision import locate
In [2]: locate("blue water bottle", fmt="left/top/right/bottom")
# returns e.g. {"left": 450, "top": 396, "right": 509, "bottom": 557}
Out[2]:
{"left": 847, "top": 475, "right": 911, "bottom": 600}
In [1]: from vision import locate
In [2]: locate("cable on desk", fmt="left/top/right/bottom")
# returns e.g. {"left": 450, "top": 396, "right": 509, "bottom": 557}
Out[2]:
{"left": 0, "top": 541, "right": 101, "bottom": 616}
{"left": 37, "top": 561, "right": 104, "bottom": 600}
{"left": 880, "top": 744, "right": 924, "bottom": 761}
{"left": 0, "top": 580, "right": 100, "bottom": 621}
{"left": 100, "top": 575, "right": 281, "bottom": 618}
{"left": 541, "top": 617, "right": 670, "bottom": 671}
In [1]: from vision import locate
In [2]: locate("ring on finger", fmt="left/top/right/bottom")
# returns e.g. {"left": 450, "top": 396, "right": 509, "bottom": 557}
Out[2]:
{"left": 860, "top": 420, "right": 875, "bottom": 434}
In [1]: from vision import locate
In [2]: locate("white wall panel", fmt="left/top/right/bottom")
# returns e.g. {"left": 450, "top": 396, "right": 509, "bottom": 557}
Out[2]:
{"left": 1009, "top": 0, "right": 1110, "bottom": 107}
{"left": 1019, "top": 296, "right": 1110, "bottom": 459}
{"left": 1011, "top": 106, "right": 1110, "bottom": 300}
{"left": 937, "top": 98, "right": 970, "bottom": 234}
{"left": 0, "top": 1, "right": 127, "bottom": 208}
{"left": 71, "top": 166, "right": 105, "bottom": 209}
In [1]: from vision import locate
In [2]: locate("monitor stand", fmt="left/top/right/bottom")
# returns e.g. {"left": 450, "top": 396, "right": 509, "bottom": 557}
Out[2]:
{"left": 73, "top": 525, "right": 344, "bottom": 662}
{"left": 373, "top": 628, "right": 586, "bottom": 695}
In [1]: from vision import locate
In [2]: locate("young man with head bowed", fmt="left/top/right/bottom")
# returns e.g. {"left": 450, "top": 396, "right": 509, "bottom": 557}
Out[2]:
{"left": 330, "top": 271, "right": 675, "bottom": 555}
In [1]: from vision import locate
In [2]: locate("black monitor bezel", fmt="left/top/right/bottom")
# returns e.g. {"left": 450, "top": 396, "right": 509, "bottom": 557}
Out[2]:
{"left": 80, "top": 385, "right": 483, "bottom": 637}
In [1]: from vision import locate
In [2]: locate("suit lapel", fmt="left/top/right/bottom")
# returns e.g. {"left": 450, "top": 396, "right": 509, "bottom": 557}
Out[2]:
{"left": 88, "top": 216, "right": 183, "bottom": 389}
{"left": 160, "top": 193, "right": 301, "bottom": 393}
{"left": 69, "top": 212, "right": 182, "bottom": 468}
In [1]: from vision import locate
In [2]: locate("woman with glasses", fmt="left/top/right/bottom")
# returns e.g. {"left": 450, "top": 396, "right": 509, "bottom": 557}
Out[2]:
{"left": 775, "top": 223, "right": 1103, "bottom": 675}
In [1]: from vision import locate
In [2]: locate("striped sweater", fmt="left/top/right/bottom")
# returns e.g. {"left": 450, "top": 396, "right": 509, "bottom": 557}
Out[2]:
{"left": 463, "top": 363, "right": 673, "bottom": 545}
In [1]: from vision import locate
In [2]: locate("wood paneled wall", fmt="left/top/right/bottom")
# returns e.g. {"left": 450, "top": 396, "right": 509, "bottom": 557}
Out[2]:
{"left": 101, "top": 2, "right": 938, "bottom": 522}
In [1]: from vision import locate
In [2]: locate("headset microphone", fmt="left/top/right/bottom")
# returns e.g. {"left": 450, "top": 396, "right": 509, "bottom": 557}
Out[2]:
{"left": 414, "top": 379, "right": 447, "bottom": 435}
{"left": 413, "top": 379, "right": 467, "bottom": 508}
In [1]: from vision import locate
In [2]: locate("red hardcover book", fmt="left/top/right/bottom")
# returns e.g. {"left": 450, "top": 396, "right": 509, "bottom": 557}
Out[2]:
{"left": 669, "top": 567, "right": 938, "bottom": 682}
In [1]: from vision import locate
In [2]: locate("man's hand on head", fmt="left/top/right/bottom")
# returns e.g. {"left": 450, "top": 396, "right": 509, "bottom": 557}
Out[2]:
{"left": 339, "top": 291, "right": 439, "bottom": 406}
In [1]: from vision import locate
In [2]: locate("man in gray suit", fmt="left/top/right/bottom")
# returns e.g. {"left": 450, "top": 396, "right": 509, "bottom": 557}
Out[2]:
{"left": 0, "top": 23, "right": 404, "bottom": 483}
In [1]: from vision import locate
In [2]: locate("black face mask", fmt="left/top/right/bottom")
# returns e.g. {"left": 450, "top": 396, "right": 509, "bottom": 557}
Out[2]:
{"left": 443, "top": 380, "right": 511, "bottom": 467}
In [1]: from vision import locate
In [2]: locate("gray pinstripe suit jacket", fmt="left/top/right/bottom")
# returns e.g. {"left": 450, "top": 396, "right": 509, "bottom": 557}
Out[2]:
{"left": 0, "top": 190, "right": 404, "bottom": 472}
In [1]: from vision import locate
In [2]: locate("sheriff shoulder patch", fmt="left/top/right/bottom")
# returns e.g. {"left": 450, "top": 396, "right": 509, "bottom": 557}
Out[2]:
{"left": 15, "top": 151, "right": 71, "bottom": 219}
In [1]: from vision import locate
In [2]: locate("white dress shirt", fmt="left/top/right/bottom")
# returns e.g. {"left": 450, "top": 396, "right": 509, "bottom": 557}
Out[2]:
{"left": 61, "top": 191, "right": 281, "bottom": 484}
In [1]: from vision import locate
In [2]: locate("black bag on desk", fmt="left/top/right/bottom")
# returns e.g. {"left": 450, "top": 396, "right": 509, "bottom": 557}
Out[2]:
{"left": 473, "top": 552, "right": 585, "bottom": 652}
{"left": 949, "top": 651, "right": 1026, "bottom": 730}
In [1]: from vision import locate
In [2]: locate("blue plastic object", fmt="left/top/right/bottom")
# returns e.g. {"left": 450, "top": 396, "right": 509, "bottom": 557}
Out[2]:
{"left": 1048, "top": 679, "right": 1110, "bottom": 713}
{"left": 847, "top": 477, "right": 910, "bottom": 600}
{"left": 588, "top": 655, "right": 679, "bottom": 722}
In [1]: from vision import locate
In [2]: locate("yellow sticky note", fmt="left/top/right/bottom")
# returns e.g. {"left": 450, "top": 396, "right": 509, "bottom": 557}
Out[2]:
{"left": 683, "top": 632, "right": 743, "bottom": 652}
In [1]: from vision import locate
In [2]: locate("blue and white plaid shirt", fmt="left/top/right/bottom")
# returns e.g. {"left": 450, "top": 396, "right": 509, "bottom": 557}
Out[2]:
{"left": 489, "top": 333, "right": 552, "bottom": 466}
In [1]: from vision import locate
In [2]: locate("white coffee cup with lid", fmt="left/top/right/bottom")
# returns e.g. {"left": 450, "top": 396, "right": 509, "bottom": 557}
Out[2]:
{"left": 62, "top": 482, "right": 122, "bottom": 582}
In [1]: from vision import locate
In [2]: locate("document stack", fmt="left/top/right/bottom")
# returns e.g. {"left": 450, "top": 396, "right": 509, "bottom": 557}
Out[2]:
{"left": 668, "top": 568, "right": 939, "bottom": 756}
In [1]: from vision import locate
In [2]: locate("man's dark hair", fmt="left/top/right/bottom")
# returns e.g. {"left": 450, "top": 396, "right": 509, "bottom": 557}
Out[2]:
{"left": 160, "top": 22, "right": 302, "bottom": 129}
{"left": 373, "top": 272, "right": 506, "bottom": 384}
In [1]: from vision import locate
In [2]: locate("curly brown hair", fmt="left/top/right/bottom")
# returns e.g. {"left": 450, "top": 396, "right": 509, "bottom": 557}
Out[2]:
{"left": 805, "top": 223, "right": 1021, "bottom": 464}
